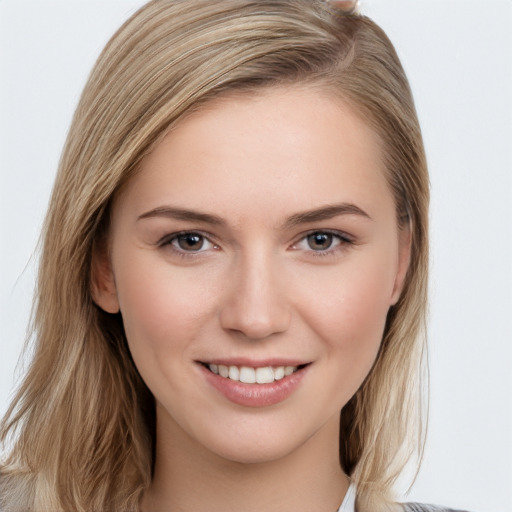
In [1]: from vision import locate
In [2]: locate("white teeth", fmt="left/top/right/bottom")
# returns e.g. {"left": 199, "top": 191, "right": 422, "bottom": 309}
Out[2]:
{"left": 273, "top": 366, "right": 285, "bottom": 380}
{"left": 228, "top": 365, "right": 240, "bottom": 381}
{"left": 284, "top": 366, "right": 295, "bottom": 376}
{"left": 239, "top": 366, "right": 256, "bottom": 384}
{"left": 208, "top": 364, "right": 299, "bottom": 384}
{"left": 256, "top": 367, "right": 274, "bottom": 384}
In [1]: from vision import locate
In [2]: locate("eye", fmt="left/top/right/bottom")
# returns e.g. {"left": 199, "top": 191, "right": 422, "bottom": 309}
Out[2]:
{"left": 306, "top": 232, "right": 337, "bottom": 251}
{"left": 166, "top": 232, "right": 216, "bottom": 253}
{"left": 291, "top": 230, "right": 351, "bottom": 254}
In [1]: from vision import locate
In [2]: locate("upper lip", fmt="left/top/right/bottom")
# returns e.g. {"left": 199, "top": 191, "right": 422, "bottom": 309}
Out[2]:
{"left": 198, "top": 358, "right": 311, "bottom": 368}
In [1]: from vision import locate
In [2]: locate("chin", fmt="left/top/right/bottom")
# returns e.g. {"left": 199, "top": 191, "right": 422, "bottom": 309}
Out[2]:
{"left": 215, "top": 444, "right": 298, "bottom": 466}
{"left": 194, "top": 427, "right": 303, "bottom": 466}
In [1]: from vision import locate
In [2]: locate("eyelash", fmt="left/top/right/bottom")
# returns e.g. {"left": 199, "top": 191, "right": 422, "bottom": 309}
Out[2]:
{"left": 158, "top": 231, "right": 218, "bottom": 259}
{"left": 291, "top": 230, "right": 354, "bottom": 257}
{"left": 158, "top": 229, "right": 354, "bottom": 259}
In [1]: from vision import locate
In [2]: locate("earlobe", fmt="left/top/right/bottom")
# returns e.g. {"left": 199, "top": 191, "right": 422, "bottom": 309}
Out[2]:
{"left": 90, "top": 246, "right": 120, "bottom": 314}
{"left": 390, "top": 223, "right": 412, "bottom": 306}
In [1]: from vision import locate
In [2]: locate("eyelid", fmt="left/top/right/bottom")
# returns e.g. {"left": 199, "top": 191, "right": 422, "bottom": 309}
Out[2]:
{"left": 156, "top": 228, "right": 354, "bottom": 258}
{"left": 158, "top": 230, "right": 219, "bottom": 255}
{"left": 289, "top": 229, "right": 354, "bottom": 253}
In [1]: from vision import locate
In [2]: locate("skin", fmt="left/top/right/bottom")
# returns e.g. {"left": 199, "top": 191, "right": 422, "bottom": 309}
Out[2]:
{"left": 93, "top": 86, "right": 410, "bottom": 512}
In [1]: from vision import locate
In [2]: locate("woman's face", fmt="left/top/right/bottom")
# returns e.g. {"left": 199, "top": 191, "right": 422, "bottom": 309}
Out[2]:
{"left": 94, "top": 86, "right": 409, "bottom": 465}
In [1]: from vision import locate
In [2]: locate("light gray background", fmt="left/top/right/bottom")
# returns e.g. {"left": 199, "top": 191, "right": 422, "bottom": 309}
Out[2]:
{"left": 0, "top": 1, "right": 511, "bottom": 511}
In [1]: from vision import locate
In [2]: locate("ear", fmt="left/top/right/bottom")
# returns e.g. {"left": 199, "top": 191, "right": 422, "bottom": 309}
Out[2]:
{"left": 90, "top": 243, "right": 120, "bottom": 314}
{"left": 390, "top": 222, "right": 412, "bottom": 306}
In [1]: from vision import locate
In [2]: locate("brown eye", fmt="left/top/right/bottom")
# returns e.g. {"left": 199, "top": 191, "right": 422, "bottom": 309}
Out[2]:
{"left": 306, "top": 232, "right": 334, "bottom": 251}
{"left": 174, "top": 233, "right": 206, "bottom": 251}
{"left": 291, "top": 230, "right": 350, "bottom": 255}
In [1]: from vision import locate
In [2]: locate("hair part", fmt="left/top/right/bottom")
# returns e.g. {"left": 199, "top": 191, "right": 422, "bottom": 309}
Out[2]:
{"left": 1, "top": 2, "right": 429, "bottom": 511}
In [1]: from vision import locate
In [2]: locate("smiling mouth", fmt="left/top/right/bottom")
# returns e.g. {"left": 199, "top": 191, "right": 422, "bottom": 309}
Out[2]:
{"left": 201, "top": 363, "right": 308, "bottom": 384}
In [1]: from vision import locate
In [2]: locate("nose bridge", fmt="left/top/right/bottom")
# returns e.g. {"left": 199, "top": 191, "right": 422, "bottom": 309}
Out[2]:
{"left": 220, "top": 246, "right": 290, "bottom": 340}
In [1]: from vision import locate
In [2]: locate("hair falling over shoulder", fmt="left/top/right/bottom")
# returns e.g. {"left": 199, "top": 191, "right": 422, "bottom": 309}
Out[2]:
{"left": 0, "top": 1, "right": 429, "bottom": 511}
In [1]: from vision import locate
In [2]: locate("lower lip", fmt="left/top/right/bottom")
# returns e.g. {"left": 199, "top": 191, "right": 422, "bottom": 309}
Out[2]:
{"left": 199, "top": 364, "right": 309, "bottom": 407}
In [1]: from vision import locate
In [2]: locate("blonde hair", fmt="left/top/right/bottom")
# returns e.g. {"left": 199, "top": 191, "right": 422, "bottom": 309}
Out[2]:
{"left": 0, "top": 1, "right": 429, "bottom": 511}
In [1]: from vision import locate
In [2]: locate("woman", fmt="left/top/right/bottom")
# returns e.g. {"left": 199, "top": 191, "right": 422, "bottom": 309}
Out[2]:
{"left": 0, "top": 1, "right": 466, "bottom": 511}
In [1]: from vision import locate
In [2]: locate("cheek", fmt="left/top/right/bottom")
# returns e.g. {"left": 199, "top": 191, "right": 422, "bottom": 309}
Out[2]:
{"left": 113, "top": 256, "right": 217, "bottom": 365}
{"left": 112, "top": 258, "right": 228, "bottom": 412}
{"left": 294, "top": 251, "right": 397, "bottom": 375}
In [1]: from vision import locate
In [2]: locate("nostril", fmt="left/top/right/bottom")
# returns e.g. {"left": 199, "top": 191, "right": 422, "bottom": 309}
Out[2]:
{"left": 219, "top": 303, "right": 291, "bottom": 340}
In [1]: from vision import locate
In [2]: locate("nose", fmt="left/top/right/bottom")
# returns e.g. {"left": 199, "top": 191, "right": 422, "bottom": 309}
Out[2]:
{"left": 219, "top": 252, "right": 291, "bottom": 340}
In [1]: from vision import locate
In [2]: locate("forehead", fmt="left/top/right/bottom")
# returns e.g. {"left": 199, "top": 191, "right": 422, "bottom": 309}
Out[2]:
{"left": 115, "top": 86, "right": 392, "bottom": 224}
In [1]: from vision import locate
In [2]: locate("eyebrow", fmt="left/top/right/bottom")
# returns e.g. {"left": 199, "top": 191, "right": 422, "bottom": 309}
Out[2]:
{"left": 282, "top": 203, "right": 372, "bottom": 229}
{"left": 137, "top": 206, "right": 226, "bottom": 226}
{"left": 138, "top": 203, "right": 371, "bottom": 228}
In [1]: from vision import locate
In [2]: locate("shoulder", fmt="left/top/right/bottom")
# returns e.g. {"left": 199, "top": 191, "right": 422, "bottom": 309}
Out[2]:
{"left": 403, "top": 503, "right": 473, "bottom": 512}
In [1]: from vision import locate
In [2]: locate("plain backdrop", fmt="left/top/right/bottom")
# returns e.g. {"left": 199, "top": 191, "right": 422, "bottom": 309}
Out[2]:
{"left": 0, "top": 1, "right": 511, "bottom": 511}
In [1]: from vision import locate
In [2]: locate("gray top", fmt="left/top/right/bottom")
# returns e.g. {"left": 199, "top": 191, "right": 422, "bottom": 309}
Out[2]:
{"left": 404, "top": 505, "right": 472, "bottom": 512}
{"left": 336, "top": 484, "right": 472, "bottom": 512}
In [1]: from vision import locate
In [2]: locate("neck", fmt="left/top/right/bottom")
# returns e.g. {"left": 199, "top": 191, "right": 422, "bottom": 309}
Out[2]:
{"left": 141, "top": 407, "right": 349, "bottom": 512}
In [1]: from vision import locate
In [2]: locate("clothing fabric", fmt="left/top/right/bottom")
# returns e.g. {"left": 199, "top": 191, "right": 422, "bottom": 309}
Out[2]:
{"left": 403, "top": 505, "right": 472, "bottom": 512}
{"left": 336, "top": 483, "right": 472, "bottom": 512}
{"left": 0, "top": 503, "right": 476, "bottom": 512}
{"left": 337, "top": 482, "right": 356, "bottom": 512}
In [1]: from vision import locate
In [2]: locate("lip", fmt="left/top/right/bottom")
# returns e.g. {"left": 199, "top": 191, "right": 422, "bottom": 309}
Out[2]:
{"left": 197, "top": 360, "right": 311, "bottom": 407}
{"left": 201, "top": 357, "right": 308, "bottom": 367}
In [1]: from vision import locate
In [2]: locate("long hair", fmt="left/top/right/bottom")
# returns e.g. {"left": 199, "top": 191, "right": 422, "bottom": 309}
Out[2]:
{"left": 0, "top": 1, "right": 429, "bottom": 511}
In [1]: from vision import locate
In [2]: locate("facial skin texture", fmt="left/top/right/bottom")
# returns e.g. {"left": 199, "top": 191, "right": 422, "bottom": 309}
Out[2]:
{"left": 93, "top": 86, "right": 410, "bottom": 512}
